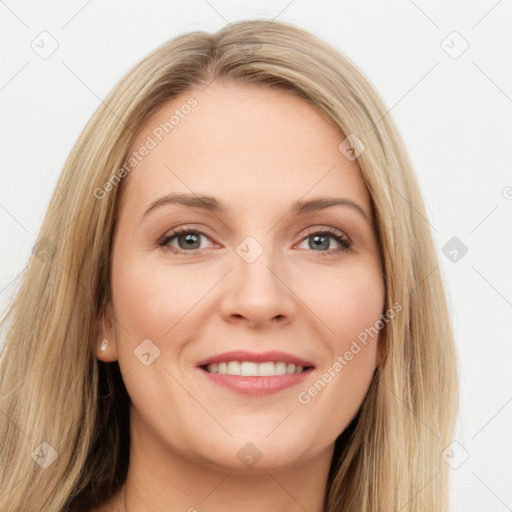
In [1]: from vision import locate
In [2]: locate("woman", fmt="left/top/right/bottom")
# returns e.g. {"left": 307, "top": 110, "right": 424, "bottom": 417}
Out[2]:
{"left": 0, "top": 19, "right": 458, "bottom": 512}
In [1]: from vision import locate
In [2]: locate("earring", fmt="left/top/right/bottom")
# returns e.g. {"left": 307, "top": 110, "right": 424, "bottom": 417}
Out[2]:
{"left": 100, "top": 338, "right": 109, "bottom": 351}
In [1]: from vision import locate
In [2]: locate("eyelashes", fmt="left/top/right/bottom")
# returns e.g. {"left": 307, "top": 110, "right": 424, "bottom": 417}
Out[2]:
{"left": 158, "top": 225, "right": 352, "bottom": 256}
{"left": 296, "top": 226, "right": 352, "bottom": 254}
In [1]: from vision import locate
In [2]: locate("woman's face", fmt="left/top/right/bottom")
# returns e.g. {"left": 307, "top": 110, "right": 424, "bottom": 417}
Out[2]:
{"left": 98, "top": 81, "right": 385, "bottom": 472}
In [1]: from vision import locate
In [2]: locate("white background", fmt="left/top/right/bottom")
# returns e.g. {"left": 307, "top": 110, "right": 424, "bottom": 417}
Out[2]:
{"left": 1, "top": 1, "right": 511, "bottom": 510}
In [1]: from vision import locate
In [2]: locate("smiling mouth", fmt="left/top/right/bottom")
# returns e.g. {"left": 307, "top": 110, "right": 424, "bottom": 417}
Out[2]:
{"left": 200, "top": 361, "right": 314, "bottom": 376}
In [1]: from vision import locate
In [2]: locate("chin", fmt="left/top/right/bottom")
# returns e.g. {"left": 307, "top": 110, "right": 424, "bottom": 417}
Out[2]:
{"left": 190, "top": 431, "right": 314, "bottom": 472}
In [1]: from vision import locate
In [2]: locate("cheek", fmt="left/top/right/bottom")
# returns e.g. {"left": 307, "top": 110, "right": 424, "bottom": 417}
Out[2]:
{"left": 111, "top": 249, "right": 215, "bottom": 339}
{"left": 299, "top": 257, "right": 385, "bottom": 349}
{"left": 295, "top": 260, "right": 383, "bottom": 418}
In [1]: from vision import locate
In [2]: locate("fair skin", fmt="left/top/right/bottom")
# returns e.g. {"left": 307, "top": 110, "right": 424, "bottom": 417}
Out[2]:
{"left": 93, "top": 81, "right": 385, "bottom": 512}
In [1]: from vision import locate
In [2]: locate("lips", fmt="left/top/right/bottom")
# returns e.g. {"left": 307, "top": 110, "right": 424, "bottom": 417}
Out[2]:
{"left": 196, "top": 350, "right": 315, "bottom": 395}
{"left": 196, "top": 350, "right": 315, "bottom": 368}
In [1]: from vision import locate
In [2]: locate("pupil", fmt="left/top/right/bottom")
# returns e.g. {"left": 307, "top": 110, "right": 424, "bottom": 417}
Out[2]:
{"left": 179, "top": 233, "right": 200, "bottom": 249}
{"left": 311, "top": 234, "right": 328, "bottom": 250}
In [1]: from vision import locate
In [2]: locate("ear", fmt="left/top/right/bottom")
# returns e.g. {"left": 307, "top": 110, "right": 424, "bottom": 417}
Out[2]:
{"left": 95, "top": 302, "right": 119, "bottom": 362}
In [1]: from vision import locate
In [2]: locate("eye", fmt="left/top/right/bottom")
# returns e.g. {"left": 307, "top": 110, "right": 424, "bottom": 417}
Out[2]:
{"left": 158, "top": 225, "right": 352, "bottom": 256}
{"left": 158, "top": 226, "right": 214, "bottom": 254}
{"left": 296, "top": 227, "right": 352, "bottom": 255}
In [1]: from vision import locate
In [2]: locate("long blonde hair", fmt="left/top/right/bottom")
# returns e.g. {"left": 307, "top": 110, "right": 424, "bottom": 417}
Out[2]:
{"left": 0, "top": 19, "right": 458, "bottom": 511}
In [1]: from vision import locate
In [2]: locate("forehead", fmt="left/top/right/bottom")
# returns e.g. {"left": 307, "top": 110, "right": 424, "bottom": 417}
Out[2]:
{"left": 121, "top": 82, "right": 371, "bottom": 217}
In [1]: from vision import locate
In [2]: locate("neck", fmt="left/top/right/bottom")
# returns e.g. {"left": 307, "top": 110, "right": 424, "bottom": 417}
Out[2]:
{"left": 116, "top": 410, "right": 334, "bottom": 512}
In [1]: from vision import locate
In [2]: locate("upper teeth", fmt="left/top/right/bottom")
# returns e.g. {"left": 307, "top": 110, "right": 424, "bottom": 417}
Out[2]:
{"left": 206, "top": 361, "right": 305, "bottom": 376}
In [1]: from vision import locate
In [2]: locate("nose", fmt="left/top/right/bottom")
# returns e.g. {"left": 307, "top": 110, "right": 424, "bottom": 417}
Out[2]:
{"left": 218, "top": 248, "right": 297, "bottom": 329}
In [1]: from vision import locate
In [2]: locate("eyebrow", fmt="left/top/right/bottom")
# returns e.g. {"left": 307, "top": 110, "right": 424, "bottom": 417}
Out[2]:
{"left": 142, "top": 193, "right": 371, "bottom": 223}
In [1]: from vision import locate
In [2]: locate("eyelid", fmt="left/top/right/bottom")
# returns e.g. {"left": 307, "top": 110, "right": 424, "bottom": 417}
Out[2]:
{"left": 158, "top": 224, "right": 217, "bottom": 249}
{"left": 299, "top": 224, "right": 352, "bottom": 243}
